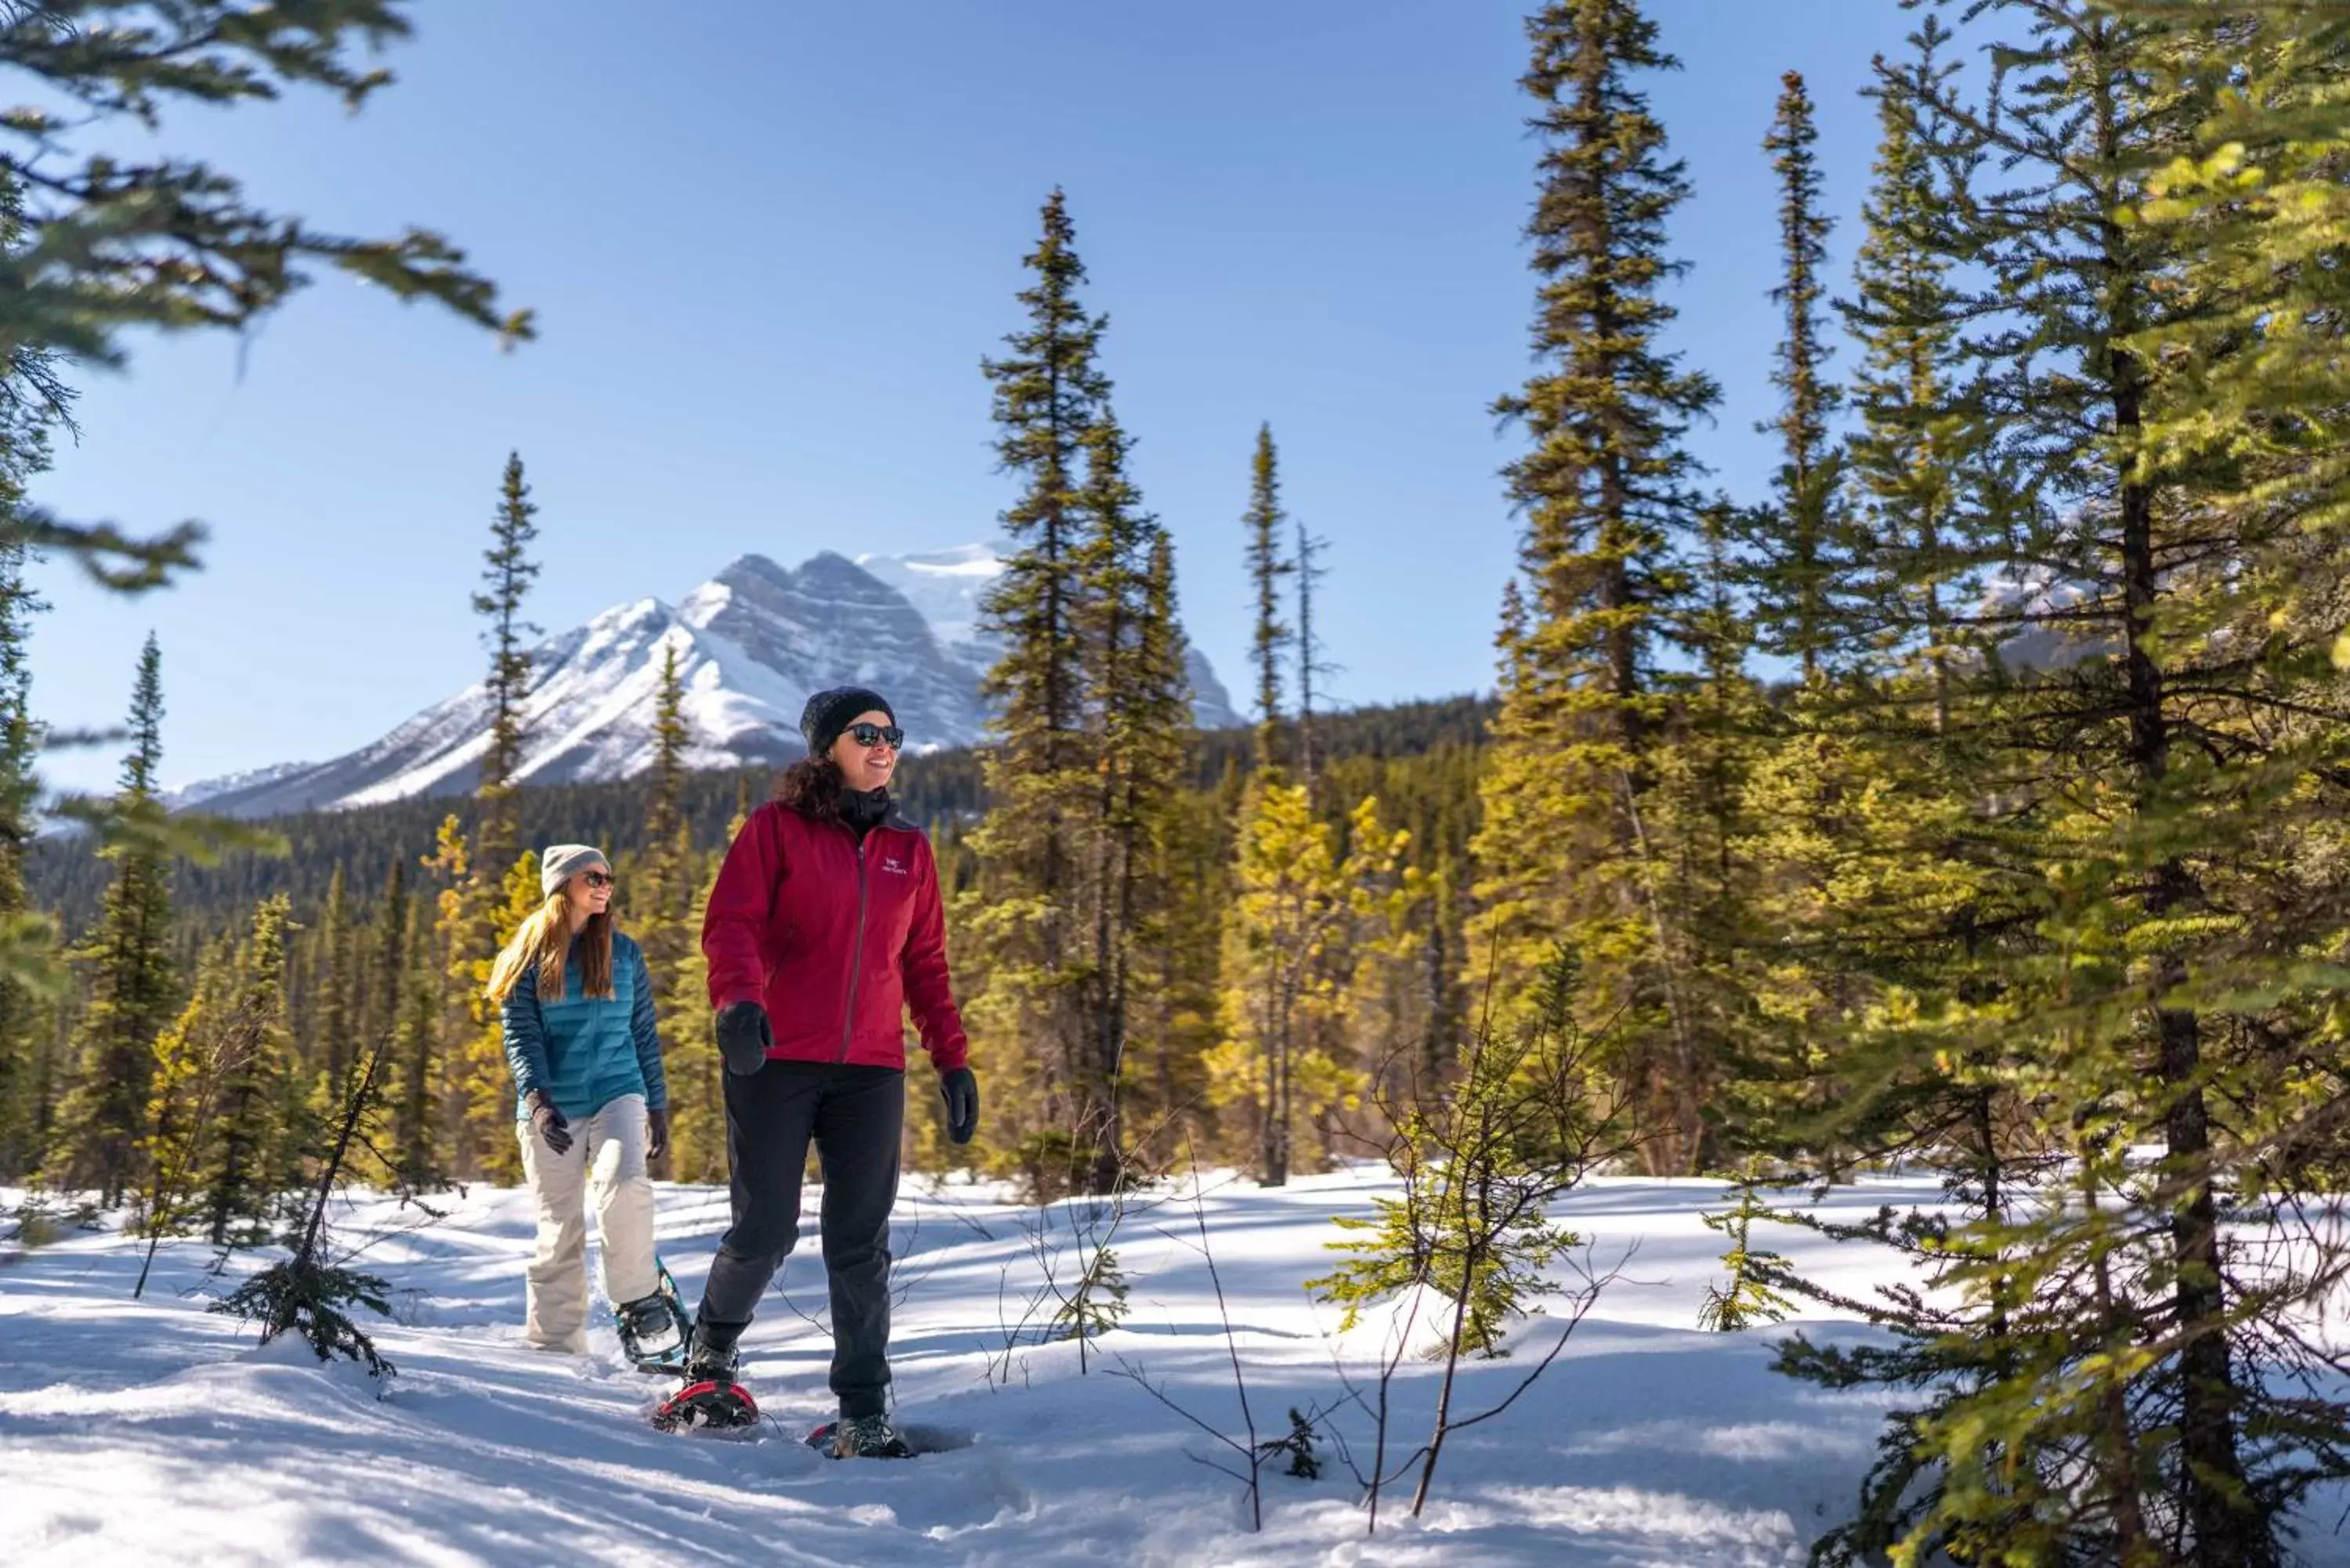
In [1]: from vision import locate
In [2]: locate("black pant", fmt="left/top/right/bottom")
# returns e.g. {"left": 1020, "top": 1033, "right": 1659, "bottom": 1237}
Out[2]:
{"left": 697, "top": 1060, "right": 905, "bottom": 1418}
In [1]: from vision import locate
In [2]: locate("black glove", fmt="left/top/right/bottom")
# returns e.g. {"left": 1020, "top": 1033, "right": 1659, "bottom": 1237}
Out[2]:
{"left": 716, "top": 1000, "right": 773, "bottom": 1076}
{"left": 528, "top": 1092, "right": 573, "bottom": 1155}
{"left": 939, "top": 1067, "right": 979, "bottom": 1146}
{"left": 646, "top": 1106, "right": 670, "bottom": 1162}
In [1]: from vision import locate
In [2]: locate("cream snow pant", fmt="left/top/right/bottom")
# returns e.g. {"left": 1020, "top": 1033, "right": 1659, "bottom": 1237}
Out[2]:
{"left": 517, "top": 1092, "right": 657, "bottom": 1353}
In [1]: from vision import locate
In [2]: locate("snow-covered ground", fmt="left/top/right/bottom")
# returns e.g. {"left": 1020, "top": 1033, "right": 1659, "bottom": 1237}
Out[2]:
{"left": 3, "top": 1169, "right": 2345, "bottom": 1566}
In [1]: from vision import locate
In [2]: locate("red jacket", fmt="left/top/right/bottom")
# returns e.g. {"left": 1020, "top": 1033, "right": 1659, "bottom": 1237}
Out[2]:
{"left": 701, "top": 800, "right": 969, "bottom": 1075}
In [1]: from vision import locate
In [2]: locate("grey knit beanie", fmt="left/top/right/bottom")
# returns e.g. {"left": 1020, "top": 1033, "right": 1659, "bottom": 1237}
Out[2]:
{"left": 800, "top": 686, "right": 896, "bottom": 757}
{"left": 540, "top": 844, "right": 610, "bottom": 898}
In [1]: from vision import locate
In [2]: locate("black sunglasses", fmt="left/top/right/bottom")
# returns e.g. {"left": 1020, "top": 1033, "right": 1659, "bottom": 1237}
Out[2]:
{"left": 580, "top": 871, "right": 615, "bottom": 890}
{"left": 848, "top": 722, "right": 904, "bottom": 750}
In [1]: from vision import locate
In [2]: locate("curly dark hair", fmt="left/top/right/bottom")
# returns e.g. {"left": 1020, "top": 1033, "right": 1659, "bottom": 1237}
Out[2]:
{"left": 773, "top": 753, "right": 846, "bottom": 822}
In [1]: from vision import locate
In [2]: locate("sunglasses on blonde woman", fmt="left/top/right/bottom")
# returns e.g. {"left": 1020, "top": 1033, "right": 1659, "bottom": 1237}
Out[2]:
{"left": 580, "top": 871, "right": 615, "bottom": 891}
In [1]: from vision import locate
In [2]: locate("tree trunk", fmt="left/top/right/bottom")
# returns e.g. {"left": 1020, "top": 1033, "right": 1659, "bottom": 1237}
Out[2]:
{"left": 2110, "top": 252, "right": 2258, "bottom": 1565}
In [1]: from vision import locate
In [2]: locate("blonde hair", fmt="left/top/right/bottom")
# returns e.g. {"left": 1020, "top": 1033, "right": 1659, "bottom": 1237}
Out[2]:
{"left": 486, "top": 890, "right": 614, "bottom": 1005}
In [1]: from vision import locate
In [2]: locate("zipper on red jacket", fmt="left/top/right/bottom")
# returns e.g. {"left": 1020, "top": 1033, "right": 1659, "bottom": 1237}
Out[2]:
{"left": 836, "top": 830, "right": 870, "bottom": 1062}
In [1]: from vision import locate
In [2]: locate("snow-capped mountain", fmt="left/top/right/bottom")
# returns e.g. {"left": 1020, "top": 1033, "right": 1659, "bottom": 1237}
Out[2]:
{"left": 179, "top": 547, "right": 1241, "bottom": 820}
{"left": 856, "top": 541, "right": 1239, "bottom": 732}
{"left": 855, "top": 542, "right": 1005, "bottom": 669}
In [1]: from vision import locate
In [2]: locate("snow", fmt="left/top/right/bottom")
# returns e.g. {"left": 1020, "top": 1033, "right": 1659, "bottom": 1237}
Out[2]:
{"left": 7, "top": 1169, "right": 2345, "bottom": 1566}
{"left": 158, "top": 761, "right": 320, "bottom": 811}
{"left": 856, "top": 544, "right": 1007, "bottom": 656}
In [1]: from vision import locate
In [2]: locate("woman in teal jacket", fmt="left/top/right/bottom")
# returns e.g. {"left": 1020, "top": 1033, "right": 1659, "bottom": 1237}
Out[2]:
{"left": 490, "top": 843, "right": 673, "bottom": 1357}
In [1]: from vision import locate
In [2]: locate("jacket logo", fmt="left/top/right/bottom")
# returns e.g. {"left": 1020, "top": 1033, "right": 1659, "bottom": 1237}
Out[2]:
{"left": 880, "top": 854, "right": 908, "bottom": 875}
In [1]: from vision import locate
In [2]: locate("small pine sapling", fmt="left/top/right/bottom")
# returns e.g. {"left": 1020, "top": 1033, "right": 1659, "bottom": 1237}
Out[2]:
{"left": 1050, "top": 1239, "right": 1131, "bottom": 1346}
{"left": 1260, "top": 1407, "right": 1321, "bottom": 1479}
{"left": 1311, "top": 945, "right": 1638, "bottom": 1519}
{"left": 210, "top": 1029, "right": 399, "bottom": 1378}
{"left": 211, "top": 1259, "right": 396, "bottom": 1377}
{"left": 1695, "top": 1169, "right": 1794, "bottom": 1331}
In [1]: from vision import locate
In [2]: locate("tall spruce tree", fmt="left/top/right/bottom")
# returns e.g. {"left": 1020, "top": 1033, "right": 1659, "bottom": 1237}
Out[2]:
{"left": 1243, "top": 424, "right": 1294, "bottom": 774}
{"left": 1726, "top": 23, "right": 2001, "bottom": 1184}
{"left": 441, "top": 456, "right": 542, "bottom": 1183}
{"left": 1839, "top": 24, "right": 1979, "bottom": 728}
{"left": 964, "top": 189, "right": 1116, "bottom": 1190}
{"left": 1069, "top": 409, "right": 1188, "bottom": 1188}
{"left": 48, "top": 635, "right": 177, "bottom": 1204}
{"left": 1471, "top": 0, "right": 1719, "bottom": 1169}
{"left": 1739, "top": 70, "right": 1843, "bottom": 683}
{"left": 474, "top": 451, "right": 539, "bottom": 880}
{"left": 1772, "top": 6, "right": 2350, "bottom": 1559}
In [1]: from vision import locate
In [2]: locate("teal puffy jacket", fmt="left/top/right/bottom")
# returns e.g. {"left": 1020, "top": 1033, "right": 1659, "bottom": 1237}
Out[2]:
{"left": 501, "top": 930, "right": 669, "bottom": 1120}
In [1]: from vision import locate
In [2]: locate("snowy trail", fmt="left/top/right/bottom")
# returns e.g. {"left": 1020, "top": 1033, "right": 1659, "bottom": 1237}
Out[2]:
{"left": 5, "top": 1170, "right": 2346, "bottom": 1566}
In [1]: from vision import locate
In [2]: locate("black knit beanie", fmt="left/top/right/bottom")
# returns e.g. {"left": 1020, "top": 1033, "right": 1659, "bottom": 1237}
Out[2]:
{"left": 800, "top": 686, "right": 896, "bottom": 757}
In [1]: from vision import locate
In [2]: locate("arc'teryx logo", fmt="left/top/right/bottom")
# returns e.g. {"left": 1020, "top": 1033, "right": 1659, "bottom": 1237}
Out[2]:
{"left": 880, "top": 854, "right": 908, "bottom": 876}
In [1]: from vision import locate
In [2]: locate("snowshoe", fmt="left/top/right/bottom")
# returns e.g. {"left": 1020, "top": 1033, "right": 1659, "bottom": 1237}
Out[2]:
{"left": 809, "top": 1414, "right": 913, "bottom": 1459}
{"left": 653, "top": 1376, "right": 760, "bottom": 1434}
{"left": 652, "top": 1317, "right": 757, "bottom": 1434}
{"left": 616, "top": 1260, "right": 692, "bottom": 1374}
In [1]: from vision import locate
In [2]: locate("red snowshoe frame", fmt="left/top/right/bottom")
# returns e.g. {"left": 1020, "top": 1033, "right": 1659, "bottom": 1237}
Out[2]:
{"left": 653, "top": 1378, "right": 759, "bottom": 1434}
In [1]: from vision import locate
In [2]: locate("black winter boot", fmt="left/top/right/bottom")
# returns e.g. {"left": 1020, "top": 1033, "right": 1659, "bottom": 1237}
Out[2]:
{"left": 685, "top": 1317, "right": 744, "bottom": 1385}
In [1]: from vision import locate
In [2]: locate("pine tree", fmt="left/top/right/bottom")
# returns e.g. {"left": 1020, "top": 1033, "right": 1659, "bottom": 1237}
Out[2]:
{"left": 1069, "top": 410, "right": 1188, "bottom": 1189}
{"left": 0, "top": 164, "right": 66, "bottom": 1176}
{"left": 1736, "top": 69, "right": 1843, "bottom": 684}
{"left": 1771, "top": 8, "right": 2350, "bottom": 1559}
{"left": 1647, "top": 501, "right": 1767, "bottom": 1175}
{"left": 199, "top": 895, "right": 291, "bottom": 1246}
{"left": 1839, "top": 24, "right": 1978, "bottom": 725}
{"left": 374, "top": 856, "right": 439, "bottom": 1187}
{"left": 1296, "top": 522, "right": 1329, "bottom": 797}
{"left": 0, "top": 537, "right": 48, "bottom": 1176}
{"left": 1693, "top": 1169, "right": 1792, "bottom": 1332}
{"left": 1471, "top": 0, "right": 1719, "bottom": 1168}
{"left": 963, "top": 189, "right": 1116, "bottom": 1192}
{"left": 1311, "top": 946, "right": 1630, "bottom": 1519}
{"left": 1243, "top": 424, "right": 1294, "bottom": 774}
{"left": 667, "top": 794, "right": 741, "bottom": 1186}
{"left": 1121, "top": 781, "right": 1232, "bottom": 1171}
{"left": 1210, "top": 791, "right": 1419, "bottom": 1185}
{"left": 48, "top": 636, "right": 177, "bottom": 1205}
{"left": 1720, "top": 25, "right": 1988, "bottom": 1180}
{"left": 634, "top": 640, "right": 698, "bottom": 1178}
{"left": 309, "top": 863, "right": 360, "bottom": 1125}
{"left": 473, "top": 451, "right": 540, "bottom": 880}
{"left": 137, "top": 933, "right": 235, "bottom": 1244}
{"left": 639, "top": 641, "right": 696, "bottom": 930}
{"left": 461, "top": 849, "right": 539, "bottom": 1185}
{"left": 421, "top": 815, "right": 486, "bottom": 1176}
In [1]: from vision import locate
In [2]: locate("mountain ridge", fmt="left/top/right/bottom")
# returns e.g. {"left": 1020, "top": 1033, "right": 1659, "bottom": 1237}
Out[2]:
{"left": 177, "top": 545, "right": 1240, "bottom": 820}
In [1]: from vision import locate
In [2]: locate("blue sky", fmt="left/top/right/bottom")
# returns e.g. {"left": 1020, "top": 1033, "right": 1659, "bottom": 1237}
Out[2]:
{"left": 34, "top": 0, "right": 1926, "bottom": 793}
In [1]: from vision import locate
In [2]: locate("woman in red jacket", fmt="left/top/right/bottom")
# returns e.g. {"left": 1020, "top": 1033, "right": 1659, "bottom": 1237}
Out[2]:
{"left": 682, "top": 686, "right": 979, "bottom": 1458}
